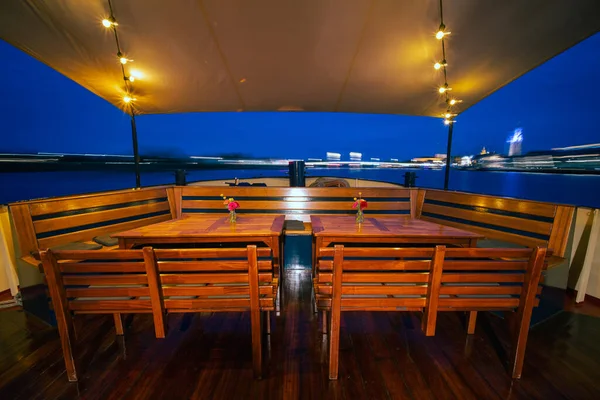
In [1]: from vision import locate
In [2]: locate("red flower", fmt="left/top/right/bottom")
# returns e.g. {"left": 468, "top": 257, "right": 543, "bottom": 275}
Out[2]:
{"left": 352, "top": 199, "right": 368, "bottom": 210}
{"left": 227, "top": 201, "right": 240, "bottom": 211}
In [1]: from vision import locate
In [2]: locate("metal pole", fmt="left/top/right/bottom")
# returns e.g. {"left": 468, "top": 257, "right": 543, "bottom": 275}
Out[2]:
{"left": 129, "top": 109, "right": 141, "bottom": 188}
{"left": 443, "top": 122, "right": 454, "bottom": 190}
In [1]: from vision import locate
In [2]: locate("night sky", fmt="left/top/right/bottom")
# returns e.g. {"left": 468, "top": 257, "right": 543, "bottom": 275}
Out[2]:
{"left": 1, "top": 32, "right": 598, "bottom": 161}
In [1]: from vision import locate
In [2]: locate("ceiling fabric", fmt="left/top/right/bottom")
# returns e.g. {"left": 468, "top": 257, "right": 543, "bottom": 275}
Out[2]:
{"left": 1, "top": 0, "right": 599, "bottom": 117}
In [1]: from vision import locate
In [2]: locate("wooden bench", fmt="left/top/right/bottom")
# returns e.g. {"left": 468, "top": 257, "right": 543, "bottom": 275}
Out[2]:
{"left": 314, "top": 245, "right": 438, "bottom": 379}
{"left": 10, "top": 186, "right": 177, "bottom": 267}
{"left": 148, "top": 245, "right": 276, "bottom": 378}
{"left": 176, "top": 186, "right": 413, "bottom": 229}
{"left": 40, "top": 245, "right": 274, "bottom": 381}
{"left": 317, "top": 244, "right": 546, "bottom": 380}
{"left": 415, "top": 189, "right": 574, "bottom": 265}
{"left": 423, "top": 246, "right": 547, "bottom": 379}
{"left": 39, "top": 248, "right": 166, "bottom": 382}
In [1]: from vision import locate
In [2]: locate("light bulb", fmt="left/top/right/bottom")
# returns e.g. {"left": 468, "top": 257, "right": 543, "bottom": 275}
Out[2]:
{"left": 439, "top": 86, "right": 451, "bottom": 94}
{"left": 128, "top": 76, "right": 135, "bottom": 82}
{"left": 435, "top": 24, "right": 450, "bottom": 40}
{"left": 102, "top": 18, "right": 117, "bottom": 28}
{"left": 120, "top": 57, "right": 129, "bottom": 64}
{"left": 449, "top": 99, "right": 456, "bottom": 105}
{"left": 434, "top": 63, "right": 442, "bottom": 70}
{"left": 123, "top": 96, "right": 136, "bottom": 103}
{"left": 444, "top": 119, "right": 450, "bottom": 125}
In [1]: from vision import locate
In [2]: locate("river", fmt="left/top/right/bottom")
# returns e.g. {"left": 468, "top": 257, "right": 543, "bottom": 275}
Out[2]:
{"left": 1, "top": 168, "right": 599, "bottom": 208}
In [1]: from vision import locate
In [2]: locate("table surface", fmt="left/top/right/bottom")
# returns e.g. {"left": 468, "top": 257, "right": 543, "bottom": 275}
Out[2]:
{"left": 311, "top": 215, "right": 484, "bottom": 239}
{"left": 112, "top": 214, "right": 285, "bottom": 239}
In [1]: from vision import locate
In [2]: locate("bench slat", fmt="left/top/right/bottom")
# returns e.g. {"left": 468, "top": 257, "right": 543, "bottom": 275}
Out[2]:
{"left": 423, "top": 190, "right": 556, "bottom": 218}
{"left": 161, "top": 272, "right": 273, "bottom": 284}
{"left": 65, "top": 287, "right": 149, "bottom": 297}
{"left": 33, "top": 201, "right": 170, "bottom": 234}
{"left": 422, "top": 203, "right": 552, "bottom": 236}
{"left": 63, "top": 274, "right": 149, "bottom": 285}
{"left": 29, "top": 188, "right": 169, "bottom": 216}
{"left": 420, "top": 215, "right": 547, "bottom": 248}
{"left": 69, "top": 300, "right": 153, "bottom": 311}
{"left": 38, "top": 214, "right": 171, "bottom": 249}
{"left": 158, "top": 260, "right": 272, "bottom": 272}
{"left": 318, "top": 260, "right": 432, "bottom": 271}
{"left": 153, "top": 248, "right": 271, "bottom": 258}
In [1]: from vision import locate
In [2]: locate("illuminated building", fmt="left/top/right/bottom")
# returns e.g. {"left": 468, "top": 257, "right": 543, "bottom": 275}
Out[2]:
{"left": 507, "top": 128, "right": 523, "bottom": 156}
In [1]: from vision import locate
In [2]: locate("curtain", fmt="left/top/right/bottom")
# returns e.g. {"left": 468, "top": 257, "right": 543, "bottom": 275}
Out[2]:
{"left": 0, "top": 206, "right": 19, "bottom": 297}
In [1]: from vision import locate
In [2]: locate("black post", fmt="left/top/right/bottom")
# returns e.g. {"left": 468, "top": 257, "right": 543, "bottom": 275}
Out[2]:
{"left": 443, "top": 122, "right": 454, "bottom": 190}
{"left": 288, "top": 161, "right": 306, "bottom": 187}
{"left": 404, "top": 172, "right": 417, "bottom": 188}
{"left": 129, "top": 109, "right": 141, "bottom": 188}
{"left": 175, "top": 169, "right": 187, "bottom": 186}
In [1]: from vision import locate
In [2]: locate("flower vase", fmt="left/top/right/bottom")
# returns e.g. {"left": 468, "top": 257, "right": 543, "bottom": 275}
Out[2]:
{"left": 356, "top": 209, "right": 364, "bottom": 224}
{"left": 229, "top": 210, "right": 237, "bottom": 223}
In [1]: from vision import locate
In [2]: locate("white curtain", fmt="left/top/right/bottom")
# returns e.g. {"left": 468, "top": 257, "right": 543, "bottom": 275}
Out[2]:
{"left": 0, "top": 206, "right": 19, "bottom": 296}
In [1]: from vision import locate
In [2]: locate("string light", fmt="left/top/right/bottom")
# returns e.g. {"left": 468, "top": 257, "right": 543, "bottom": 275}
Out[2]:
{"left": 101, "top": 1, "right": 140, "bottom": 108}
{"left": 101, "top": 0, "right": 142, "bottom": 188}
{"left": 118, "top": 52, "right": 133, "bottom": 64}
{"left": 439, "top": 84, "right": 451, "bottom": 94}
{"left": 434, "top": 60, "right": 447, "bottom": 70}
{"left": 435, "top": 23, "right": 450, "bottom": 40}
{"left": 434, "top": 0, "right": 458, "bottom": 125}
{"left": 101, "top": 18, "right": 117, "bottom": 28}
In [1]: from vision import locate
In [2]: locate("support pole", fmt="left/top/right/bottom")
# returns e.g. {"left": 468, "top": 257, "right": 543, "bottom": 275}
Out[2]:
{"left": 129, "top": 109, "right": 141, "bottom": 188}
{"left": 443, "top": 122, "right": 454, "bottom": 190}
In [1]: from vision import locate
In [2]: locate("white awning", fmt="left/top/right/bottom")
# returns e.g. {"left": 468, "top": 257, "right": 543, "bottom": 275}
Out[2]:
{"left": 1, "top": 0, "right": 598, "bottom": 117}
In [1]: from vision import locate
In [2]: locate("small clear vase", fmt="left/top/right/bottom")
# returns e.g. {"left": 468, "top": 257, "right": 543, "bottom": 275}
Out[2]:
{"left": 356, "top": 209, "right": 364, "bottom": 224}
{"left": 229, "top": 210, "right": 237, "bottom": 223}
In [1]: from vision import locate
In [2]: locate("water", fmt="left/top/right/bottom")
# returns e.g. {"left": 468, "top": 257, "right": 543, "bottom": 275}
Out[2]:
{"left": 1, "top": 168, "right": 599, "bottom": 208}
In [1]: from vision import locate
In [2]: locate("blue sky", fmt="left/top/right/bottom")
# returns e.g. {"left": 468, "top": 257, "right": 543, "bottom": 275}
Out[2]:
{"left": 1, "top": 32, "right": 598, "bottom": 160}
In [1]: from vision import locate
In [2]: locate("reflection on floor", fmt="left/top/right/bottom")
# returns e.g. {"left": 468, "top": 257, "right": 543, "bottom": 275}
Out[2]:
{"left": 1, "top": 270, "right": 600, "bottom": 399}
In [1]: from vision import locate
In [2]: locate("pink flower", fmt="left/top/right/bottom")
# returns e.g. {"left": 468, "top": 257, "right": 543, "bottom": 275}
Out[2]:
{"left": 227, "top": 201, "right": 240, "bottom": 211}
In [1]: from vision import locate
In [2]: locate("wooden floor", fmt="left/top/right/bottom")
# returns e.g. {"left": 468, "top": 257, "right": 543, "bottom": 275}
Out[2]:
{"left": 1, "top": 270, "right": 600, "bottom": 399}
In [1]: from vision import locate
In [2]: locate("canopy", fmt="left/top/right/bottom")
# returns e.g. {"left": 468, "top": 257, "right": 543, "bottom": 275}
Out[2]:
{"left": 1, "top": 0, "right": 599, "bottom": 117}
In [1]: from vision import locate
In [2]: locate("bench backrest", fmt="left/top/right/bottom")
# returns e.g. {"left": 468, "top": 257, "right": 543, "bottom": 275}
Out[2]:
{"left": 433, "top": 247, "right": 546, "bottom": 311}
{"left": 315, "top": 246, "right": 436, "bottom": 311}
{"left": 147, "top": 246, "right": 276, "bottom": 311}
{"left": 417, "top": 189, "right": 574, "bottom": 257}
{"left": 176, "top": 187, "right": 413, "bottom": 222}
{"left": 39, "top": 248, "right": 160, "bottom": 314}
{"left": 10, "top": 186, "right": 176, "bottom": 256}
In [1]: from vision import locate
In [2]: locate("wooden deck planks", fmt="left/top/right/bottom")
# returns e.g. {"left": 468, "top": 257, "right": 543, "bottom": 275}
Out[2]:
{"left": 1, "top": 271, "right": 600, "bottom": 399}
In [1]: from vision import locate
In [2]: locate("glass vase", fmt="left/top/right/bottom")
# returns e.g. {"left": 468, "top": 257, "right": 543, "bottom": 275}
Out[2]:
{"left": 356, "top": 209, "right": 364, "bottom": 224}
{"left": 229, "top": 210, "right": 237, "bottom": 223}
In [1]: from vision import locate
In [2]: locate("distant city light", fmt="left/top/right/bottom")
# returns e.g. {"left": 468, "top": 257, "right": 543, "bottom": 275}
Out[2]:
{"left": 326, "top": 152, "right": 341, "bottom": 160}
{"left": 371, "top": 157, "right": 380, "bottom": 161}
{"left": 508, "top": 128, "right": 523, "bottom": 143}
{"left": 460, "top": 156, "right": 473, "bottom": 166}
{"left": 349, "top": 152, "right": 362, "bottom": 160}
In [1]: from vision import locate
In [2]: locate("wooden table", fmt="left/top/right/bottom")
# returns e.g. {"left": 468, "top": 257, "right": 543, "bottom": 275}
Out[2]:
{"left": 113, "top": 214, "right": 285, "bottom": 271}
{"left": 311, "top": 215, "right": 484, "bottom": 265}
